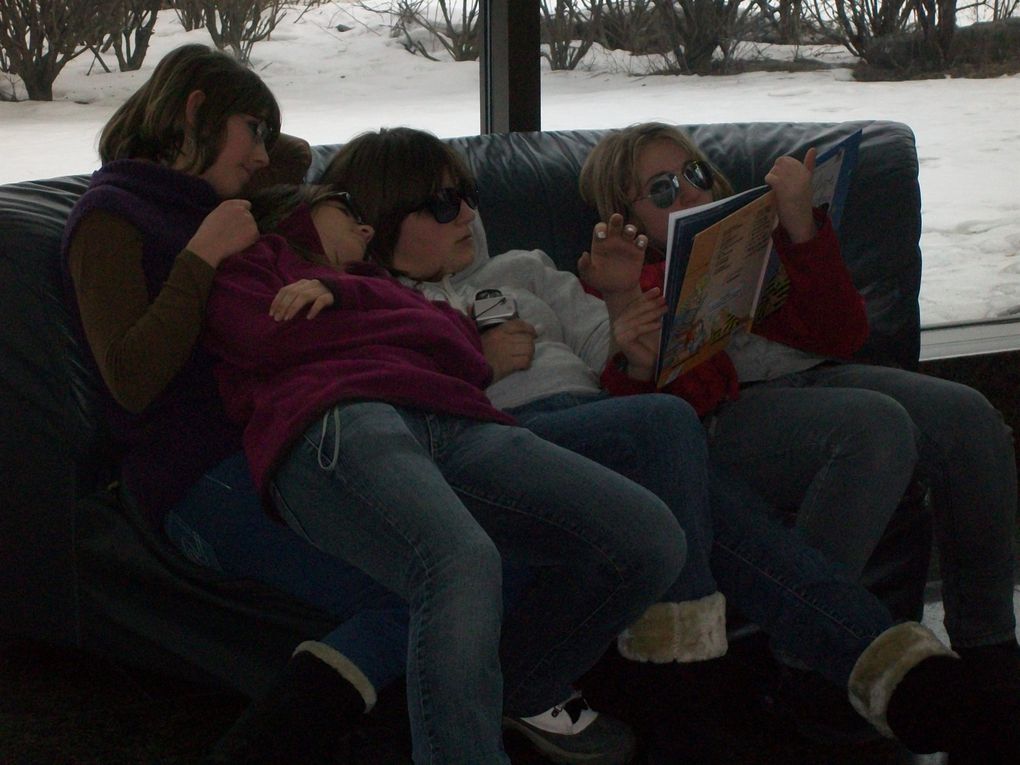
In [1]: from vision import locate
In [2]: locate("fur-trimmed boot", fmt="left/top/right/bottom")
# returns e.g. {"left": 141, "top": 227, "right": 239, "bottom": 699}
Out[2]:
{"left": 848, "top": 621, "right": 1020, "bottom": 760}
{"left": 617, "top": 592, "right": 727, "bottom": 663}
{"left": 206, "top": 641, "right": 376, "bottom": 765}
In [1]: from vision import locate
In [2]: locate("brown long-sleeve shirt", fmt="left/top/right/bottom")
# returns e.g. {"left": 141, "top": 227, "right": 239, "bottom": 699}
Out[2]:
{"left": 66, "top": 134, "right": 312, "bottom": 413}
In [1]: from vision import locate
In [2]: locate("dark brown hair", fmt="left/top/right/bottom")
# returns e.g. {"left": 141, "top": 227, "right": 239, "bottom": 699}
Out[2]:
{"left": 99, "top": 43, "right": 280, "bottom": 173}
{"left": 321, "top": 127, "right": 473, "bottom": 269}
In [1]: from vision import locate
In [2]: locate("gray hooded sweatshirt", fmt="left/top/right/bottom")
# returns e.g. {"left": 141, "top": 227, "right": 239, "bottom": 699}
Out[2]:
{"left": 402, "top": 217, "right": 611, "bottom": 410}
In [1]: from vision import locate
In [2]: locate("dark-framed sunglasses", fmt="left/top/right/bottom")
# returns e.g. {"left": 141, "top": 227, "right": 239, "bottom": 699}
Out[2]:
{"left": 635, "top": 160, "right": 714, "bottom": 209}
{"left": 323, "top": 191, "right": 365, "bottom": 225}
{"left": 417, "top": 183, "right": 480, "bottom": 224}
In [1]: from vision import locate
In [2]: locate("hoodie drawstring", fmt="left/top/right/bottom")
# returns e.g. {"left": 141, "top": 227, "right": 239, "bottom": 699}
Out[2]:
{"left": 316, "top": 407, "right": 341, "bottom": 471}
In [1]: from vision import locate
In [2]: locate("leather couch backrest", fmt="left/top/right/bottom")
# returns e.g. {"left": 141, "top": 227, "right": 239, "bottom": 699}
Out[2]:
{"left": 309, "top": 121, "right": 922, "bottom": 369}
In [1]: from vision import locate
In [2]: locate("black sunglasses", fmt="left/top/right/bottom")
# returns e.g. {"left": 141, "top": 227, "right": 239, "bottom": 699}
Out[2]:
{"left": 635, "top": 160, "right": 714, "bottom": 209}
{"left": 417, "top": 183, "right": 479, "bottom": 224}
{"left": 323, "top": 191, "right": 365, "bottom": 225}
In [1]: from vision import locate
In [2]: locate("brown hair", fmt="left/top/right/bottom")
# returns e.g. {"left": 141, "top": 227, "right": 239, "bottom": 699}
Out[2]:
{"left": 246, "top": 183, "right": 352, "bottom": 268}
{"left": 99, "top": 43, "right": 280, "bottom": 173}
{"left": 321, "top": 127, "right": 473, "bottom": 270}
{"left": 578, "top": 122, "right": 732, "bottom": 223}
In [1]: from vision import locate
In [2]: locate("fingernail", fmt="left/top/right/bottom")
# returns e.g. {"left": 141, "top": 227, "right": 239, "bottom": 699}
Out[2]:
{"left": 636, "top": 237, "right": 648, "bottom": 248}
{"left": 596, "top": 229, "right": 607, "bottom": 239}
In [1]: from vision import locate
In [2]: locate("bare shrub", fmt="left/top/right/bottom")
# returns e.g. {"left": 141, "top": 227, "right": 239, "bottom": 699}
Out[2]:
{"left": 0, "top": 0, "right": 122, "bottom": 100}
{"left": 0, "top": 48, "right": 15, "bottom": 101}
{"left": 751, "top": 0, "right": 806, "bottom": 43}
{"left": 382, "top": 0, "right": 481, "bottom": 62}
{"left": 170, "top": 0, "right": 206, "bottom": 31}
{"left": 201, "top": 0, "right": 288, "bottom": 64}
{"left": 650, "top": 0, "right": 758, "bottom": 74}
{"left": 985, "top": 0, "right": 1020, "bottom": 18}
{"left": 541, "top": 0, "right": 603, "bottom": 70}
{"left": 101, "top": 0, "right": 162, "bottom": 72}
{"left": 599, "top": 0, "right": 672, "bottom": 52}
{"left": 911, "top": 0, "right": 958, "bottom": 68}
{"left": 807, "top": 0, "right": 914, "bottom": 61}
{"left": 860, "top": 15, "right": 1020, "bottom": 75}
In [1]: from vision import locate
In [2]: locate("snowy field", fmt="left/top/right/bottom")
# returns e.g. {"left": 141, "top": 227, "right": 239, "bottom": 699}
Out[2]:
{"left": 2, "top": 2, "right": 1018, "bottom": 326}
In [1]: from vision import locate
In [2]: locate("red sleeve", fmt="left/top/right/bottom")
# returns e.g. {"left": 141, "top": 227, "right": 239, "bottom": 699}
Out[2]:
{"left": 658, "top": 353, "right": 740, "bottom": 418}
{"left": 755, "top": 211, "right": 869, "bottom": 358}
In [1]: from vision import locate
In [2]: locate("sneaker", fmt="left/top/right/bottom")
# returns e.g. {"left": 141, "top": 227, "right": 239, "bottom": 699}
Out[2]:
{"left": 504, "top": 691, "right": 636, "bottom": 764}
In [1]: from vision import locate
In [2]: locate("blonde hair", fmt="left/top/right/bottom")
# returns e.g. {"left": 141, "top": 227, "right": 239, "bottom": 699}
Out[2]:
{"left": 578, "top": 123, "right": 732, "bottom": 223}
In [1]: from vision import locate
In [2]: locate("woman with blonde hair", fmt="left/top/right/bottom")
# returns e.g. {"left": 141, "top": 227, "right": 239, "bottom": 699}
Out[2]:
{"left": 580, "top": 122, "right": 1017, "bottom": 670}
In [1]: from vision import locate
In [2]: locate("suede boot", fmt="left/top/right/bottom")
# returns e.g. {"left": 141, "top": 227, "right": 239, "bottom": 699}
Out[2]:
{"left": 848, "top": 622, "right": 1020, "bottom": 760}
{"left": 617, "top": 592, "right": 728, "bottom": 663}
{"left": 207, "top": 641, "right": 375, "bottom": 765}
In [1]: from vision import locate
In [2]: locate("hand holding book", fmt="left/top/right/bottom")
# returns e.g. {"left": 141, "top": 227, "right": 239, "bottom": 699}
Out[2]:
{"left": 765, "top": 147, "right": 818, "bottom": 244}
{"left": 611, "top": 287, "right": 667, "bottom": 382}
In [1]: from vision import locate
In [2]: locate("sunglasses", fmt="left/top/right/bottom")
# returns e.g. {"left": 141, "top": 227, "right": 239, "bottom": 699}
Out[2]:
{"left": 322, "top": 190, "right": 365, "bottom": 225}
{"left": 634, "top": 160, "right": 714, "bottom": 209}
{"left": 417, "top": 183, "right": 480, "bottom": 224}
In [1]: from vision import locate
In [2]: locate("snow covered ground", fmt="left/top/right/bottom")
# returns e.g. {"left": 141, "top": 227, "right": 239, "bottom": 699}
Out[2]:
{"left": 2, "top": 2, "right": 1018, "bottom": 326}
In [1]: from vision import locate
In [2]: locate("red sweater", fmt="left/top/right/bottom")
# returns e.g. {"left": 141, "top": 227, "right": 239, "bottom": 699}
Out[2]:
{"left": 203, "top": 206, "right": 513, "bottom": 495}
{"left": 600, "top": 213, "right": 869, "bottom": 416}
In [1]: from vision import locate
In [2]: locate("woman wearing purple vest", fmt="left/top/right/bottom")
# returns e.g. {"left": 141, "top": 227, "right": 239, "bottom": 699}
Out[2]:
{"left": 60, "top": 45, "right": 418, "bottom": 764}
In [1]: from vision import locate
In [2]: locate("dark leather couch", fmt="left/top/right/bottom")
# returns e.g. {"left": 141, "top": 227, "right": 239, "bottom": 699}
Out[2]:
{"left": 0, "top": 121, "right": 924, "bottom": 702}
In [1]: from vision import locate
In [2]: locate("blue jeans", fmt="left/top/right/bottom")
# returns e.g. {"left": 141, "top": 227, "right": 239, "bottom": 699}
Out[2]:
{"left": 509, "top": 392, "right": 716, "bottom": 603}
{"left": 166, "top": 452, "right": 408, "bottom": 692}
{"left": 271, "top": 402, "right": 684, "bottom": 765}
{"left": 709, "top": 466, "right": 892, "bottom": 687}
{"left": 710, "top": 361, "right": 1018, "bottom": 648}
{"left": 509, "top": 391, "right": 894, "bottom": 687}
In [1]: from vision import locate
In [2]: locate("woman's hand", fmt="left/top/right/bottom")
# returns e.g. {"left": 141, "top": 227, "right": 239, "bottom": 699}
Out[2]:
{"left": 480, "top": 319, "right": 537, "bottom": 383}
{"left": 611, "top": 288, "right": 666, "bottom": 381}
{"left": 765, "top": 147, "right": 817, "bottom": 244}
{"left": 270, "top": 279, "right": 335, "bottom": 321}
{"left": 186, "top": 199, "right": 260, "bottom": 268}
{"left": 577, "top": 213, "right": 648, "bottom": 296}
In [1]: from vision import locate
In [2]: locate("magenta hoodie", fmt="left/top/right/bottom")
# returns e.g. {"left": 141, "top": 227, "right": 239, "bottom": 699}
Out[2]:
{"left": 203, "top": 205, "right": 514, "bottom": 496}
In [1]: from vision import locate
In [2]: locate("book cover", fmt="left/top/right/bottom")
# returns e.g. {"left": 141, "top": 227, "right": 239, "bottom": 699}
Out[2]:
{"left": 655, "top": 130, "right": 863, "bottom": 388}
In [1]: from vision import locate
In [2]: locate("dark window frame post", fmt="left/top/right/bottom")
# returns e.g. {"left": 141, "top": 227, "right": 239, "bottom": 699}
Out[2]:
{"left": 480, "top": 0, "right": 541, "bottom": 134}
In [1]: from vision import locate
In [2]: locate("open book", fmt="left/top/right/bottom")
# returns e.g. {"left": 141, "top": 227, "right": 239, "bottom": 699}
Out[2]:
{"left": 655, "top": 130, "right": 861, "bottom": 389}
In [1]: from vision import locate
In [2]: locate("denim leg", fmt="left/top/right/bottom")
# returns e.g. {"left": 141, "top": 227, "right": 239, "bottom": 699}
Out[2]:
{"left": 273, "top": 403, "right": 682, "bottom": 756}
{"left": 420, "top": 414, "right": 684, "bottom": 716}
{"left": 165, "top": 452, "right": 408, "bottom": 692}
{"left": 800, "top": 363, "right": 1018, "bottom": 648}
{"left": 708, "top": 466, "right": 892, "bottom": 688}
{"left": 270, "top": 403, "right": 510, "bottom": 765}
{"left": 707, "top": 377, "right": 917, "bottom": 579}
{"left": 510, "top": 392, "right": 715, "bottom": 603}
